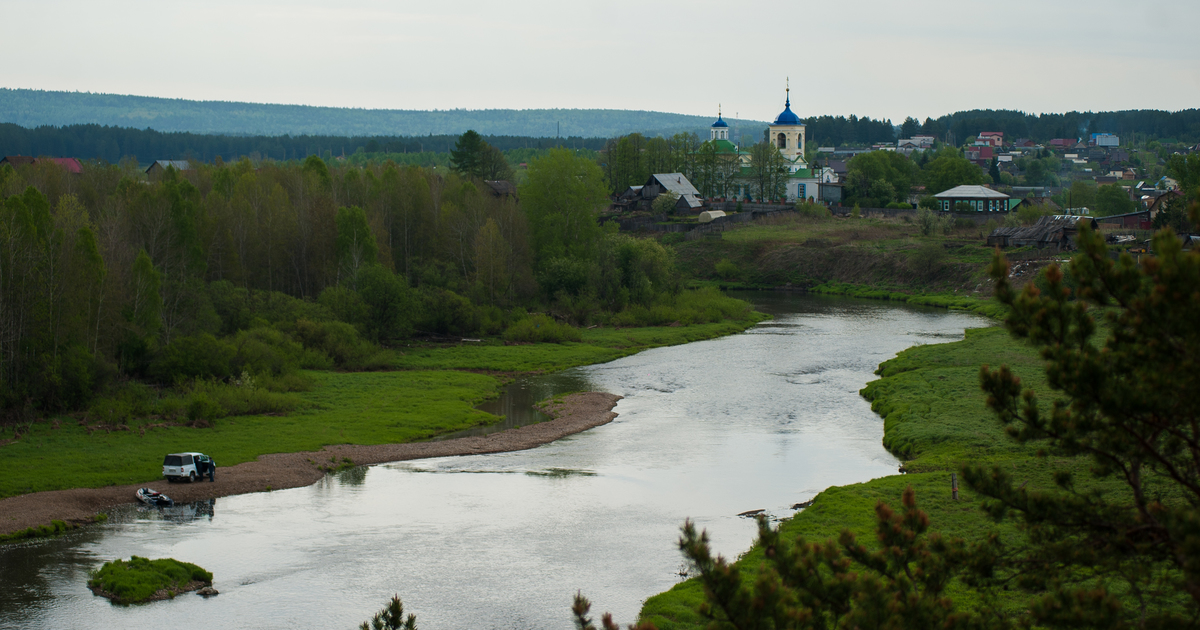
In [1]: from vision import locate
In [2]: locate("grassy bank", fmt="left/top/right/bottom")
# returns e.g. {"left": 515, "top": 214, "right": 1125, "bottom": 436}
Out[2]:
{"left": 674, "top": 213, "right": 1020, "bottom": 295}
{"left": 0, "top": 318, "right": 764, "bottom": 499}
{"left": 639, "top": 325, "right": 1101, "bottom": 628}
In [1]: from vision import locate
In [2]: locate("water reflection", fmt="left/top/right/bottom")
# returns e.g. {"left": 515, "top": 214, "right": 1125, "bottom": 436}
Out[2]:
{"left": 0, "top": 292, "right": 988, "bottom": 630}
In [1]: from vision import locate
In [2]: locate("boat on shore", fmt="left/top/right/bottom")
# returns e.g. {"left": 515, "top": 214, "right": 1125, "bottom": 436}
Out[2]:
{"left": 136, "top": 488, "right": 174, "bottom": 507}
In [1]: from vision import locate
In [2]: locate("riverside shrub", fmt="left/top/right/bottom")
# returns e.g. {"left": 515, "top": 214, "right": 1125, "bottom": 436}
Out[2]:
{"left": 502, "top": 314, "right": 581, "bottom": 343}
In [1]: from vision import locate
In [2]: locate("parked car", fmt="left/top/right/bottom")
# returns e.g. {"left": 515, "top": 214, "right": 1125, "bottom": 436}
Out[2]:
{"left": 162, "top": 452, "right": 214, "bottom": 483}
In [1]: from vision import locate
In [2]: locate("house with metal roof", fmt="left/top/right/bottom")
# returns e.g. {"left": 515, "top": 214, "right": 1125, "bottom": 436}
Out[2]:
{"left": 934, "top": 185, "right": 1011, "bottom": 212}
{"left": 145, "top": 160, "right": 193, "bottom": 176}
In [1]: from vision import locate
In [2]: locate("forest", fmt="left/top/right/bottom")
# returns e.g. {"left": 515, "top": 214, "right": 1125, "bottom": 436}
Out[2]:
{"left": 0, "top": 150, "right": 752, "bottom": 418}
{"left": 0, "top": 122, "right": 606, "bottom": 167}
{"left": 903, "top": 108, "right": 1200, "bottom": 144}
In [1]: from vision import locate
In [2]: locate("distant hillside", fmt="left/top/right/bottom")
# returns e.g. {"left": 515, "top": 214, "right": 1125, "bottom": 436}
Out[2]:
{"left": 0, "top": 88, "right": 768, "bottom": 139}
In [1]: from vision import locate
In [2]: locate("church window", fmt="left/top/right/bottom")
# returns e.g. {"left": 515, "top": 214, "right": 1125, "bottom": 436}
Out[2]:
{"left": 777, "top": 133, "right": 787, "bottom": 149}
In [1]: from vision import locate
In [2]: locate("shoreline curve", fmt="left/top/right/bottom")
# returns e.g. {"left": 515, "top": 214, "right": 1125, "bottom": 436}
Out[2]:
{"left": 0, "top": 391, "right": 622, "bottom": 537}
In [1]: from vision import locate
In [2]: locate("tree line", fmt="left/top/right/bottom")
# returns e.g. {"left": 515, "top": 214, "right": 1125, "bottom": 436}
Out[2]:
{"left": 900, "top": 108, "right": 1200, "bottom": 144}
{"left": 0, "top": 122, "right": 607, "bottom": 167}
{"left": 0, "top": 150, "right": 750, "bottom": 415}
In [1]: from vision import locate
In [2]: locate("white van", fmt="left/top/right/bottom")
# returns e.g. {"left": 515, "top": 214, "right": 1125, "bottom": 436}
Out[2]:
{"left": 162, "top": 452, "right": 214, "bottom": 482}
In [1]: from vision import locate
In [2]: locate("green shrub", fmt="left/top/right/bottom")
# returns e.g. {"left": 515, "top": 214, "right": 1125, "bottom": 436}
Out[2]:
{"left": 88, "top": 556, "right": 212, "bottom": 604}
{"left": 886, "top": 201, "right": 912, "bottom": 209}
{"left": 417, "top": 287, "right": 480, "bottom": 336}
{"left": 155, "top": 397, "right": 186, "bottom": 420}
{"left": 208, "top": 281, "right": 334, "bottom": 334}
{"left": 88, "top": 398, "right": 132, "bottom": 425}
{"left": 184, "top": 379, "right": 305, "bottom": 418}
{"left": 185, "top": 392, "right": 225, "bottom": 424}
{"left": 291, "top": 319, "right": 378, "bottom": 369}
{"left": 357, "top": 266, "right": 415, "bottom": 341}
{"left": 152, "top": 334, "right": 235, "bottom": 383}
{"left": 230, "top": 327, "right": 304, "bottom": 376}
{"left": 318, "top": 285, "right": 369, "bottom": 329}
{"left": 661, "top": 232, "right": 685, "bottom": 245}
{"left": 795, "top": 201, "right": 831, "bottom": 219}
{"left": 502, "top": 314, "right": 582, "bottom": 343}
{"left": 714, "top": 258, "right": 739, "bottom": 280}
{"left": 538, "top": 257, "right": 592, "bottom": 298}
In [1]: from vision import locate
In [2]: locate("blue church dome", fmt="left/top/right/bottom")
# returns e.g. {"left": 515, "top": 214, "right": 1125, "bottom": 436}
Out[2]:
{"left": 711, "top": 114, "right": 729, "bottom": 128}
{"left": 772, "top": 95, "right": 802, "bottom": 125}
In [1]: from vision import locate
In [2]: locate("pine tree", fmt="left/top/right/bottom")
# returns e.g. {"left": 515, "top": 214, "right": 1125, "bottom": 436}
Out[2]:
{"left": 971, "top": 210, "right": 1200, "bottom": 627}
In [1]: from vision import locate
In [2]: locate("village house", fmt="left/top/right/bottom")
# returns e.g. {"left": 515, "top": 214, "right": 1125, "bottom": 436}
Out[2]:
{"left": 935, "top": 184, "right": 1011, "bottom": 212}
{"left": 483, "top": 180, "right": 518, "bottom": 201}
{"left": 975, "top": 132, "right": 1004, "bottom": 148}
{"left": 639, "top": 172, "right": 702, "bottom": 213}
{"left": 145, "top": 160, "right": 192, "bottom": 177}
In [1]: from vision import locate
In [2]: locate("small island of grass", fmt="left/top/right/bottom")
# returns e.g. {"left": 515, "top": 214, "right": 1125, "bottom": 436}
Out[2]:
{"left": 88, "top": 556, "right": 213, "bottom": 604}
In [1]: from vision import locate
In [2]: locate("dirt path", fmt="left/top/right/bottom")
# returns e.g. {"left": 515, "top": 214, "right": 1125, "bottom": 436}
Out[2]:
{"left": 0, "top": 392, "right": 621, "bottom": 536}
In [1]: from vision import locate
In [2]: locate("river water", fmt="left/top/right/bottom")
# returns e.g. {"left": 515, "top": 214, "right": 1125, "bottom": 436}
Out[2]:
{"left": 0, "top": 292, "right": 987, "bottom": 630}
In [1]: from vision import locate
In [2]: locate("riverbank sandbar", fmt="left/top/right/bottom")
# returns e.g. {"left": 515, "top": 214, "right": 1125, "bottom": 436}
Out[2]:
{"left": 0, "top": 392, "right": 621, "bottom": 536}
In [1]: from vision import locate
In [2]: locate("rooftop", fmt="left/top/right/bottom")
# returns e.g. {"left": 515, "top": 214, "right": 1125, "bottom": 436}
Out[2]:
{"left": 934, "top": 185, "right": 1010, "bottom": 200}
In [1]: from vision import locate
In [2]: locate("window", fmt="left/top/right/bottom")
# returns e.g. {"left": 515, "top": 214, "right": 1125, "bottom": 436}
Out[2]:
{"left": 777, "top": 133, "right": 787, "bottom": 149}
{"left": 798, "top": 184, "right": 806, "bottom": 199}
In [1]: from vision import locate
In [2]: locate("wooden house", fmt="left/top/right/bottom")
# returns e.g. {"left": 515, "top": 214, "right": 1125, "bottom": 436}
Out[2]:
{"left": 145, "top": 160, "right": 192, "bottom": 177}
{"left": 484, "top": 180, "right": 518, "bottom": 201}
{"left": 987, "top": 215, "right": 1098, "bottom": 250}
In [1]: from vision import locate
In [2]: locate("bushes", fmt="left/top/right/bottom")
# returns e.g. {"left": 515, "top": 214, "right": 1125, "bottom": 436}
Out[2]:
{"left": 714, "top": 258, "right": 739, "bottom": 280}
{"left": 916, "top": 206, "right": 953, "bottom": 236}
{"left": 182, "top": 378, "right": 304, "bottom": 420}
{"left": 795, "top": 201, "right": 831, "bottom": 219}
{"left": 230, "top": 327, "right": 305, "bottom": 376}
{"left": 502, "top": 314, "right": 582, "bottom": 343}
{"left": 417, "top": 287, "right": 480, "bottom": 336}
{"left": 356, "top": 266, "right": 415, "bottom": 342}
{"left": 291, "top": 319, "right": 388, "bottom": 370}
{"left": 151, "top": 334, "right": 235, "bottom": 383}
{"left": 608, "top": 287, "right": 753, "bottom": 327}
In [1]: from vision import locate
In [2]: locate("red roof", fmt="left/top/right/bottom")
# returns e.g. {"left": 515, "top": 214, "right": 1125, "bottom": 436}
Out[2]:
{"left": 0, "top": 156, "right": 83, "bottom": 173}
{"left": 45, "top": 158, "right": 83, "bottom": 174}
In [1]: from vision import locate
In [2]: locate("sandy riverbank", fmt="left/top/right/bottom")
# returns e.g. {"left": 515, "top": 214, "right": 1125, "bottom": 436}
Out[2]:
{"left": 0, "top": 392, "right": 621, "bottom": 536}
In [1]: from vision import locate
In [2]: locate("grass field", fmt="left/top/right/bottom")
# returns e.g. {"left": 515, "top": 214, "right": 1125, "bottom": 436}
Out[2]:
{"left": 638, "top": 324, "right": 1109, "bottom": 628}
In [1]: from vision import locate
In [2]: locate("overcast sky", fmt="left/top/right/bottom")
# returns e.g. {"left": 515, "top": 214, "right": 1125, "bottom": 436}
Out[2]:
{"left": 3, "top": 0, "right": 1197, "bottom": 124}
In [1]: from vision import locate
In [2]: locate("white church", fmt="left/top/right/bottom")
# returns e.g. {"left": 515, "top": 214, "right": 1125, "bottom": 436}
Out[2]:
{"left": 709, "top": 85, "right": 837, "bottom": 203}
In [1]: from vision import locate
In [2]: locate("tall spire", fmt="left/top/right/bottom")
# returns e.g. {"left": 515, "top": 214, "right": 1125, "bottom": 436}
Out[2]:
{"left": 785, "top": 77, "right": 790, "bottom": 107}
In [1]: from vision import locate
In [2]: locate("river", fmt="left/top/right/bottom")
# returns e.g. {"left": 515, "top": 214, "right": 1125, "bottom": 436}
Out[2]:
{"left": 0, "top": 292, "right": 987, "bottom": 630}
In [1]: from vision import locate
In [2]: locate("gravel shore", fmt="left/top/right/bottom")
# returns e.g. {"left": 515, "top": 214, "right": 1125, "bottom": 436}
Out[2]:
{"left": 0, "top": 392, "right": 621, "bottom": 536}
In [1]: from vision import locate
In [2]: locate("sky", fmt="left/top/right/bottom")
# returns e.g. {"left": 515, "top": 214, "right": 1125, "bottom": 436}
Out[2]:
{"left": 2, "top": 0, "right": 1198, "bottom": 124}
